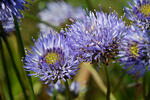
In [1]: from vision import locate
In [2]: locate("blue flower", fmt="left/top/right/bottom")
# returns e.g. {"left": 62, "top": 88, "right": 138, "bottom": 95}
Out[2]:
{"left": 38, "top": 1, "right": 84, "bottom": 33}
{"left": 64, "top": 8, "right": 127, "bottom": 65}
{"left": 0, "top": 0, "right": 30, "bottom": 20}
{"left": 124, "top": 0, "right": 150, "bottom": 30}
{"left": 24, "top": 32, "right": 79, "bottom": 84}
{"left": 118, "top": 25, "right": 150, "bottom": 77}
{"left": 0, "top": 0, "right": 31, "bottom": 33}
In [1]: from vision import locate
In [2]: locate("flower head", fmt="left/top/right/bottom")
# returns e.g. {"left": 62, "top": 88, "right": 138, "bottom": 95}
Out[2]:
{"left": 24, "top": 32, "right": 79, "bottom": 84}
{"left": 0, "top": 0, "right": 31, "bottom": 34}
{"left": 64, "top": 8, "right": 127, "bottom": 65}
{"left": 124, "top": 0, "right": 150, "bottom": 29}
{"left": 0, "top": 0, "right": 30, "bottom": 20}
{"left": 38, "top": 1, "right": 83, "bottom": 33}
{"left": 118, "top": 25, "right": 150, "bottom": 76}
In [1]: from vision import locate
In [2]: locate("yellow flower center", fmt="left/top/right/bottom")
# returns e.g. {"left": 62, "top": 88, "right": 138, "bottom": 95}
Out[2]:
{"left": 130, "top": 44, "right": 139, "bottom": 57}
{"left": 140, "top": 4, "right": 150, "bottom": 16}
{"left": 44, "top": 52, "right": 60, "bottom": 65}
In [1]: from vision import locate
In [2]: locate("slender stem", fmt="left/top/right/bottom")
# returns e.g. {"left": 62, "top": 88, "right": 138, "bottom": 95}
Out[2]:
{"left": 0, "top": 23, "right": 28, "bottom": 100}
{"left": 52, "top": 88, "right": 56, "bottom": 100}
{"left": 86, "top": 63, "right": 116, "bottom": 100}
{"left": 104, "top": 65, "right": 110, "bottom": 100}
{"left": 146, "top": 80, "right": 150, "bottom": 99}
{"left": 13, "top": 16, "right": 25, "bottom": 57}
{"left": 0, "top": 38, "right": 14, "bottom": 100}
{"left": 143, "top": 65, "right": 149, "bottom": 100}
{"left": 0, "top": 80, "right": 6, "bottom": 100}
{"left": 65, "top": 80, "right": 70, "bottom": 100}
{"left": 13, "top": 16, "right": 35, "bottom": 100}
{"left": 143, "top": 73, "right": 146, "bottom": 100}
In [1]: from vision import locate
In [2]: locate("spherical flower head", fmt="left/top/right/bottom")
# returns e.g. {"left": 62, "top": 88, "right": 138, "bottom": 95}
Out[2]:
{"left": 38, "top": 1, "right": 84, "bottom": 33}
{"left": 24, "top": 32, "right": 79, "bottom": 84}
{"left": 124, "top": 0, "right": 150, "bottom": 29}
{"left": 0, "top": 0, "right": 31, "bottom": 34}
{"left": 118, "top": 25, "right": 150, "bottom": 77}
{"left": 64, "top": 8, "right": 127, "bottom": 65}
{"left": 0, "top": 0, "right": 30, "bottom": 20}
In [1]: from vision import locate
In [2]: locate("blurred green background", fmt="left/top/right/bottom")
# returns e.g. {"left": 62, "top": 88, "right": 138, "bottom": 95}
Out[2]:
{"left": 1, "top": 0, "right": 150, "bottom": 100}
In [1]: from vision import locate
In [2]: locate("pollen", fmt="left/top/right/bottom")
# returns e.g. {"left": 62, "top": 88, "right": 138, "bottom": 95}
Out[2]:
{"left": 140, "top": 4, "right": 150, "bottom": 16}
{"left": 44, "top": 52, "right": 60, "bottom": 65}
{"left": 130, "top": 44, "right": 139, "bottom": 57}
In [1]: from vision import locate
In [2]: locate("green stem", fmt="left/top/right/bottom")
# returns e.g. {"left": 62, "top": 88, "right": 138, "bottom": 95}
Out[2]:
{"left": 86, "top": 63, "right": 116, "bottom": 100}
{"left": 0, "top": 38, "right": 14, "bottom": 100}
{"left": 143, "top": 65, "right": 149, "bottom": 100}
{"left": 104, "top": 65, "right": 110, "bottom": 100}
{"left": 13, "top": 16, "right": 35, "bottom": 100}
{"left": 146, "top": 81, "right": 150, "bottom": 99}
{"left": 52, "top": 88, "right": 56, "bottom": 100}
{"left": 65, "top": 80, "right": 70, "bottom": 100}
{"left": 143, "top": 73, "right": 146, "bottom": 100}
{"left": 0, "top": 80, "right": 6, "bottom": 100}
{"left": 0, "top": 23, "right": 28, "bottom": 100}
{"left": 146, "top": 71, "right": 150, "bottom": 99}
{"left": 13, "top": 17, "right": 25, "bottom": 57}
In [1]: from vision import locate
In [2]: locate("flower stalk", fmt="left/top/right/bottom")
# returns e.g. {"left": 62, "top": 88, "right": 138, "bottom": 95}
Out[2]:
{"left": 0, "top": 23, "right": 28, "bottom": 100}
{"left": 65, "top": 80, "right": 71, "bottom": 100}
{"left": 13, "top": 16, "right": 35, "bottom": 100}
{"left": 0, "top": 38, "right": 14, "bottom": 100}
{"left": 104, "top": 65, "right": 110, "bottom": 100}
{"left": 52, "top": 88, "right": 56, "bottom": 100}
{"left": 143, "top": 74, "right": 146, "bottom": 100}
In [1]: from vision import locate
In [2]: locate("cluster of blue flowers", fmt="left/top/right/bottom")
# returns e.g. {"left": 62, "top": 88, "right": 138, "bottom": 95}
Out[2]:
{"left": 64, "top": 9, "right": 127, "bottom": 65}
{"left": 2, "top": 0, "right": 150, "bottom": 95}
{"left": 23, "top": 0, "right": 150, "bottom": 86}
{"left": 121, "top": 0, "right": 150, "bottom": 76}
{"left": 124, "top": 0, "right": 150, "bottom": 30}
{"left": 1, "top": 0, "right": 150, "bottom": 99}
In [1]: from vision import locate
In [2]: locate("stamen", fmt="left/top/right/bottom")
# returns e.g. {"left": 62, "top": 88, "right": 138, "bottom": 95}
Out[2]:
{"left": 130, "top": 44, "right": 139, "bottom": 57}
{"left": 140, "top": 4, "right": 150, "bottom": 16}
{"left": 44, "top": 52, "right": 60, "bottom": 65}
